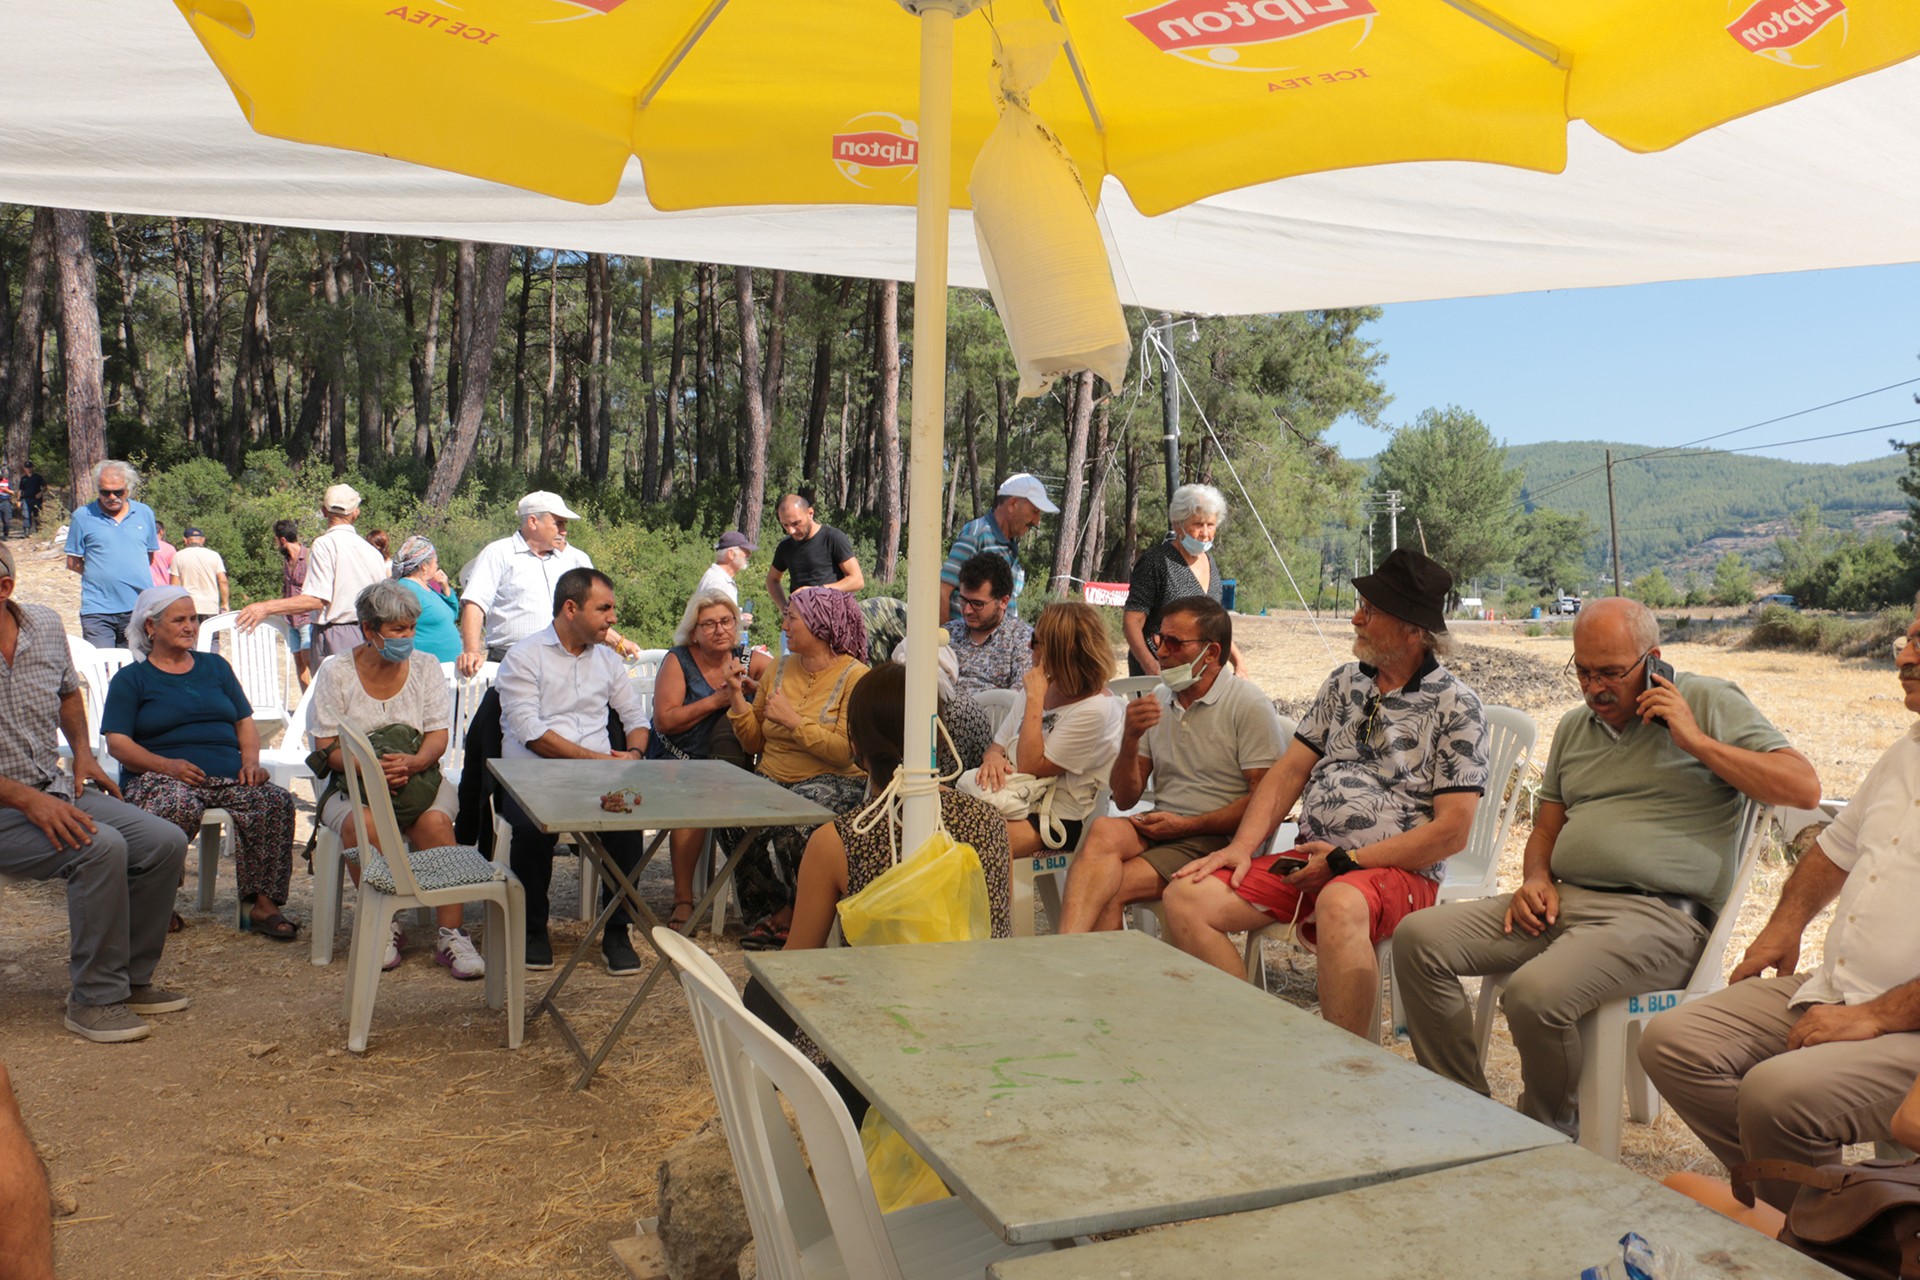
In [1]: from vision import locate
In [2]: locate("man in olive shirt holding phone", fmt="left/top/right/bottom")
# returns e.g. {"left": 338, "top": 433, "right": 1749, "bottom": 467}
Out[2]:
{"left": 1394, "top": 597, "right": 1820, "bottom": 1139}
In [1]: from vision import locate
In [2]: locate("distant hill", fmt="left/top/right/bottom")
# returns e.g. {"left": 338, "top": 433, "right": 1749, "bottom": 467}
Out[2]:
{"left": 1504, "top": 441, "right": 1908, "bottom": 575}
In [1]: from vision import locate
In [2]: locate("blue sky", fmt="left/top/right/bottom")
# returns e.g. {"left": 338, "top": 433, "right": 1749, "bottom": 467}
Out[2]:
{"left": 1325, "top": 262, "right": 1920, "bottom": 466}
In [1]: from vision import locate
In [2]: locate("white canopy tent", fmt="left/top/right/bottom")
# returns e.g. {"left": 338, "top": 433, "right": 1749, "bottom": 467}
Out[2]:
{"left": 6, "top": 3, "right": 1920, "bottom": 316}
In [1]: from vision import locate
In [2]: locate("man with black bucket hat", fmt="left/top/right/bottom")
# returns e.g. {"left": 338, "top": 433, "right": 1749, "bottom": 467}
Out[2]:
{"left": 1162, "top": 548, "right": 1490, "bottom": 1039}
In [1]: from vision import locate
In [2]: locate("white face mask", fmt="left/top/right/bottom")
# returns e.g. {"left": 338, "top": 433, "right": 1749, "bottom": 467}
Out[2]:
{"left": 1160, "top": 648, "right": 1212, "bottom": 693}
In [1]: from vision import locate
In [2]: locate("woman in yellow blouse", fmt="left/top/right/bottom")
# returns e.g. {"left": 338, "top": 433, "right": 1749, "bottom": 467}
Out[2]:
{"left": 726, "top": 585, "right": 870, "bottom": 948}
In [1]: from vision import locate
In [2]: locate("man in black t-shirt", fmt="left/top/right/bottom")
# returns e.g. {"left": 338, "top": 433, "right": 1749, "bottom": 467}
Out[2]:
{"left": 15, "top": 463, "right": 45, "bottom": 537}
{"left": 765, "top": 492, "right": 863, "bottom": 612}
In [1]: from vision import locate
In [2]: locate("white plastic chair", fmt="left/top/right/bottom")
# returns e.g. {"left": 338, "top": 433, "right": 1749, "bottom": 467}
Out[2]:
{"left": 73, "top": 647, "right": 135, "bottom": 762}
{"left": 1107, "top": 675, "right": 1160, "bottom": 699}
{"left": 335, "top": 722, "right": 525, "bottom": 1053}
{"left": 259, "top": 683, "right": 319, "bottom": 797}
{"left": 657, "top": 927, "right": 1059, "bottom": 1280}
{"left": 1009, "top": 783, "right": 1108, "bottom": 938}
{"left": 196, "top": 613, "right": 295, "bottom": 729}
{"left": 438, "top": 660, "right": 499, "bottom": 786}
{"left": 1471, "top": 800, "right": 1770, "bottom": 1160}
{"left": 1241, "top": 707, "right": 1536, "bottom": 1043}
{"left": 192, "top": 807, "right": 242, "bottom": 927}
{"left": 972, "top": 689, "right": 1020, "bottom": 737}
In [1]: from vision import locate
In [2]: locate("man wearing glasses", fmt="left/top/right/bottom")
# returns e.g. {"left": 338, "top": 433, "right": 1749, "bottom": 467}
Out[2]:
{"left": 1162, "top": 548, "right": 1489, "bottom": 1039}
{"left": 1057, "top": 595, "right": 1285, "bottom": 933}
{"left": 1394, "top": 596, "right": 1818, "bottom": 1139}
{"left": 944, "top": 553, "right": 1033, "bottom": 695}
{"left": 64, "top": 460, "right": 160, "bottom": 648}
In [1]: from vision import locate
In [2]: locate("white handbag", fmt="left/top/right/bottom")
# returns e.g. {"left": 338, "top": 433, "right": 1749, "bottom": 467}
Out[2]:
{"left": 957, "top": 766, "right": 1069, "bottom": 850}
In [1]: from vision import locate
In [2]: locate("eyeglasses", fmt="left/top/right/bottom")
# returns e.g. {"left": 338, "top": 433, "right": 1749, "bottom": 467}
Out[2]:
{"left": 957, "top": 593, "right": 998, "bottom": 612}
{"left": 1358, "top": 692, "right": 1383, "bottom": 748}
{"left": 1565, "top": 651, "right": 1652, "bottom": 689}
{"left": 98, "top": 487, "right": 126, "bottom": 497}
{"left": 695, "top": 618, "right": 734, "bottom": 632}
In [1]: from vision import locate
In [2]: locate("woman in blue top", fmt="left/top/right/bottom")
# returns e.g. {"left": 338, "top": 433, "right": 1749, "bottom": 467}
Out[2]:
{"left": 390, "top": 535, "right": 464, "bottom": 663}
{"left": 103, "top": 587, "right": 300, "bottom": 939}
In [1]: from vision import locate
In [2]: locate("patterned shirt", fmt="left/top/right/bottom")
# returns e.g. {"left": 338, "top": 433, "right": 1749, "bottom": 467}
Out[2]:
{"left": 1293, "top": 654, "right": 1489, "bottom": 884}
{"left": 945, "top": 613, "right": 1033, "bottom": 695}
{"left": 940, "top": 513, "right": 1022, "bottom": 617}
{"left": 0, "top": 602, "right": 85, "bottom": 799}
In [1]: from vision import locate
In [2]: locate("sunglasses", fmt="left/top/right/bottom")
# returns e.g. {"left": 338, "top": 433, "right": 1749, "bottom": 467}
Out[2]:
{"left": 98, "top": 487, "right": 127, "bottom": 497}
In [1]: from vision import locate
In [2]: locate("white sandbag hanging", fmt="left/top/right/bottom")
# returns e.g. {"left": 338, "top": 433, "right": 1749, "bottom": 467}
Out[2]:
{"left": 969, "top": 21, "right": 1131, "bottom": 401}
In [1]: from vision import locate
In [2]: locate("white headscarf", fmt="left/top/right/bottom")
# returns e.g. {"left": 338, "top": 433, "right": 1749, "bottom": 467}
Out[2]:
{"left": 128, "top": 586, "right": 193, "bottom": 659}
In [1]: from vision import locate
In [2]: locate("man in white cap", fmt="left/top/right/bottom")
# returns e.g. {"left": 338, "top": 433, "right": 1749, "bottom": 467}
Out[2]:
{"left": 237, "top": 484, "right": 387, "bottom": 663}
{"left": 939, "top": 473, "right": 1057, "bottom": 620}
{"left": 458, "top": 491, "right": 636, "bottom": 674}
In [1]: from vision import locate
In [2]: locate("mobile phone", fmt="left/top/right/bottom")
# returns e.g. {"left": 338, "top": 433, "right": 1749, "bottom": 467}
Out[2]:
{"left": 1645, "top": 656, "right": 1676, "bottom": 725}
{"left": 1270, "top": 851, "right": 1310, "bottom": 873}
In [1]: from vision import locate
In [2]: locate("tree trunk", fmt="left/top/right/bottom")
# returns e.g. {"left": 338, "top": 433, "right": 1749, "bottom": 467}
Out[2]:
{"left": 287, "top": 364, "right": 327, "bottom": 466}
{"left": 963, "top": 381, "right": 982, "bottom": 523}
{"left": 692, "top": 264, "right": 712, "bottom": 486}
{"left": 735, "top": 267, "right": 771, "bottom": 547}
{"left": 505, "top": 248, "right": 533, "bottom": 471}
{"left": 320, "top": 244, "right": 350, "bottom": 474}
{"left": 102, "top": 213, "right": 153, "bottom": 432}
{"left": 52, "top": 208, "right": 108, "bottom": 510}
{"left": 802, "top": 333, "right": 831, "bottom": 487}
{"left": 836, "top": 368, "right": 851, "bottom": 508}
{"left": 994, "top": 377, "right": 1012, "bottom": 490}
{"left": 875, "top": 279, "right": 902, "bottom": 581}
{"left": 661, "top": 283, "right": 683, "bottom": 502}
{"left": 1, "top": 209, "right": 53, "bottom": 479}
{"left": 168, "top": 218, "right": 212, "bottom": 449}
{"left": 1050, "top": 371, "right": 1096, "bottom": 594}
{"left": 223, "top": 223, "right": 274, "bottom": 475}
{"left": 593, "top": 254, "right": 615, "bottom": 485}
{"left": 1076, "top": 394, "right": 1114, "bottom": 588}
{"left": 344, "top": 232, "right": 384, "bottom": 466}
{"left": 401, "top": 239, "right": 447, "bottom": 462}
{"left": 640, "top": 259, "right": 659, "bottom": 499}
{"left": 762, "top": 269, "right": 786, "bottom": 440}
{"left": 425, "top": 243, "right": 513, "bottom": 509}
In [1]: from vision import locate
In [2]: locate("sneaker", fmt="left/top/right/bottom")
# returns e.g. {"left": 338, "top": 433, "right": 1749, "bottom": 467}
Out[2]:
{"left": 383, "top": 919, "right": 405, "bottom": 972}
{"left": 435, "top": 928, "right": 485, "bottom": 981}
{"left": 64, "top": 1003, "right": 151, "bottom": 1044}
{"left": 125, "top": 985, "right": 191, "bottom": 1014}
{"left": 525, "top": 927, "right": 554, "bottom": 972}
{"left": 602, "top": 927, "right": 643, "bottom": 977}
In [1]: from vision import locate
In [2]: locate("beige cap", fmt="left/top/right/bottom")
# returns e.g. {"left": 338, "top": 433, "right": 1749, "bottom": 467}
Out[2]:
{"left": 322, "top": 483, "right": 362, "bottom": 515}
{"left": 518, "top": 490, "right": 582, "bottom": 521}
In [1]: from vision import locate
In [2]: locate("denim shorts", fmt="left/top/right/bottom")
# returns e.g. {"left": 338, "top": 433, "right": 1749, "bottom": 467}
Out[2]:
{"left": 288, "top": 622, "right": 313, "bottom": 653}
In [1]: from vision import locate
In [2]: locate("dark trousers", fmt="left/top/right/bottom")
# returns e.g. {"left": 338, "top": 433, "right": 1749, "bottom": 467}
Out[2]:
{"left": 498, "top": 790, "right": 643, "bottom": 941}
{"left": 79, "top": 612, "right": 131, "bottom": 649}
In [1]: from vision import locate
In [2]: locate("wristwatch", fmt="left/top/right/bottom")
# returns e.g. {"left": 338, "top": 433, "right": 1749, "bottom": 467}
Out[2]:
{"left": 1324, "top": 849, "right": 1362, "bottom": 878}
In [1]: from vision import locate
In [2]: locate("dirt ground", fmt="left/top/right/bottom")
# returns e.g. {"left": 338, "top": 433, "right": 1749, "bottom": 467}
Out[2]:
{"left": 1, "top": 540, "right": 1904, "bottom": 1278}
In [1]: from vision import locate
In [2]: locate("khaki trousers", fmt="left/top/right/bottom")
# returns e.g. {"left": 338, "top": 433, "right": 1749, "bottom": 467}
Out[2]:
{"left": 1638, "top": 973, "right": 1920, "bottom": 1210}
{"left": 1392, "top": 884, "right": 1707, "bottom": 1136}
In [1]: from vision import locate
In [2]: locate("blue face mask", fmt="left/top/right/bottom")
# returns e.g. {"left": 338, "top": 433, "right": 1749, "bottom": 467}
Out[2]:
{"left": 1179, "top": 533, "right": 1213, "bottom": 556}
{"left": 377, "top": 636, "right": 415, "bottom": 664}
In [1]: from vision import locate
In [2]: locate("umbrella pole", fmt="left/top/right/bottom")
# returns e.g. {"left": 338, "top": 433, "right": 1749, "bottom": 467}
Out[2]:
{"left": 898, "top": 0, "right": 970, "bottom": 856}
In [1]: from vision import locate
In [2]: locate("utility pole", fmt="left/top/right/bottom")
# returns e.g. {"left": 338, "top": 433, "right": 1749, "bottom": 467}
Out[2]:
{"left": 1605, "top": 448, "right": 1623, "bottom": 597}
{"left": 1151, "top": 312, "right": 1182, "bottom": 511}
{"left": 1385, "top": 488, "right": 1402, "bottom": 551}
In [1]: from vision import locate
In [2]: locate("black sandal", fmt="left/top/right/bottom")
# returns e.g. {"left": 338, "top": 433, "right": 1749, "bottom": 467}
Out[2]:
{"left": 667, "top": 900, "right": 696, "bottom": 931}
{"left": 738, "top": 917, "right": 790, "bottom": 951}
{"left": 245, "top": 911, "right": 300, "bottom": 941}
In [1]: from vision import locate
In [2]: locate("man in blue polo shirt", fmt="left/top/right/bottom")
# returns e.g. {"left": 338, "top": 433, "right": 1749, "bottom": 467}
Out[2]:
{"left": 64, "top": 460, "right": 159, "bottom": 648}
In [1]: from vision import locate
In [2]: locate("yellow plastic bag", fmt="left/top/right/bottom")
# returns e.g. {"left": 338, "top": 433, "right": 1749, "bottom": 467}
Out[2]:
{"left": 969, "top": 20, "right": 1131, "bottom": 400}
{"left": 835, "top": 829, "right": 991, "bottom": 948}
{"left": 859, "top": 1108, "right": 951, "bottom": 1212}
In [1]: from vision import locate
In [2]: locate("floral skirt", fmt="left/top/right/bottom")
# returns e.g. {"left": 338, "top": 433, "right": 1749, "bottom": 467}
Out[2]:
{"left": 725, "top": 772, "right": 869, "bottom": 924}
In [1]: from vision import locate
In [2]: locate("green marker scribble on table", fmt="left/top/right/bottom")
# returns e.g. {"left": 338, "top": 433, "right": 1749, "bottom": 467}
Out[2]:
{"left": 880, "top": 1004, "right": 926, "bottom": 1040}
{"left": 988, "top": 1052, "right": 1087, "bottom": 1092}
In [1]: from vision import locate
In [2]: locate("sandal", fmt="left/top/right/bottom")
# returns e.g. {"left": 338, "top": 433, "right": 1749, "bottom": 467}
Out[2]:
{"left": 243, "top": 910, "right": 300, "bottom": 941}
{"left": 738, "top": 917, "right": 789, "bottom": 952}
{"left": 168, "top": 911, "right": 187, "bottom": 934}
{"left": 667, "top": 900, "right": 696, "bottom": 932}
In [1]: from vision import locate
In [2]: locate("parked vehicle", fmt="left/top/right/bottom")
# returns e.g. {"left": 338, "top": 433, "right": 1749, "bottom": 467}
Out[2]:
{"left": 1751, "top": 593, "right": 1798, "bottom": 614}
{"left": 1552, "top": 595, "right": 1583, "bottom": 615}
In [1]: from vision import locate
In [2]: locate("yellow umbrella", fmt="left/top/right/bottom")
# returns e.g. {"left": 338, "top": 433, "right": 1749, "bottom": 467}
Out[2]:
{"left": 177, "top": 0, "right": 1920, "bottom": 848}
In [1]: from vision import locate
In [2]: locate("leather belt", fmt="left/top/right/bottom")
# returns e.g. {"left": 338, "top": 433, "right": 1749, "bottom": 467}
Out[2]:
{"left": 1575, "top": 883, "right": 1718, "bottom": 934}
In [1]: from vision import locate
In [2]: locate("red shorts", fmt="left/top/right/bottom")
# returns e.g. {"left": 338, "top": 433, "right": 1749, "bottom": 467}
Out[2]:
{"left": 1216, "top": 854, "right": 1438, "bottom": 946}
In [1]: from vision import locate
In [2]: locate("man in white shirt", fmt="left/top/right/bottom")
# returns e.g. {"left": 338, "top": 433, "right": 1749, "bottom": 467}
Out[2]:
{"left": 1640, "top": 606, "right": 1920, "bottom": 1211}
{"left": 237, "top": 484, "right": 386, "bottom": 663}
{"left": 458, "top": 490, "right": 616, "bottom": 674}
{"left": 169, "top": 527, "right": 229, "bottom": 621}
{"left": 695, "top": 531, "right": 753, "bottom": 606}
{"left": 496, "top": 567, "right": 651, "bottom": 976}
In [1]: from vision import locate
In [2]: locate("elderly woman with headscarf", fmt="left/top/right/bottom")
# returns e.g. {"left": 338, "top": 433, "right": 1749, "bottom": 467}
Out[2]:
{"left": 725, "top": 584, "right": 871, "bottom": 949}
{"left": 308, "top": 579, "right": 482, "bottom": 978}
{"left": 102, "top": 587, "right": 300, "bottom": 938}
{"left": 1124, "top": 482, "right": 1248, "bottom": 676}
{"left": 389, "top": 534, "right": 464, "bottom": 663}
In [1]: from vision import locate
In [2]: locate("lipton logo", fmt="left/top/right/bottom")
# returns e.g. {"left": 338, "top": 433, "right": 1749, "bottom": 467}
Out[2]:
{"left": 1728, "top": 0, "right": 1846, "bottom": 60}
{"left": 832, "top": 113, "right": 920, "bottom": 191}
{"left": 1127, "top": 0, "right": 1374, "bottom": 72}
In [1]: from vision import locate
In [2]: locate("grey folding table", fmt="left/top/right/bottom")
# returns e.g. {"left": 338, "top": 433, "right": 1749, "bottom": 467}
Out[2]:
{"left": 987, "top": 1142, "right": 1849, "bottom": 1279}
{"left": 747, "top": 931, "right": 1566, "bottom": 1244}
{"left": 489, "top": 757, "right": 831, "bottom": 1089}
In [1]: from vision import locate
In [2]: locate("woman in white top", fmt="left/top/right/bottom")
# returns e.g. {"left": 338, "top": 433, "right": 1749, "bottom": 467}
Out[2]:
{"left": 308, "top": 580, "right": 481, "bottom": 980}
{"left": 976, "top": 601, "right": 1123, "bottom": 857}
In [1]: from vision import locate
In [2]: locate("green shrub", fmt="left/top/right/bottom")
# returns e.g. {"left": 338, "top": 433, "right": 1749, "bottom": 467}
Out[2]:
{"left": 1744, "top": 604, "right": 1909, "bottom": 657}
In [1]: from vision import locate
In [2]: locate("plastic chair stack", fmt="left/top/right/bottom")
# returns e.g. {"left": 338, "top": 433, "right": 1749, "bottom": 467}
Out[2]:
{"left": 654, "top": 927, "right": 1060, "bottom": 1279}
{"left": 335, "top": 722, "right": 525, "bottom": 1053}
